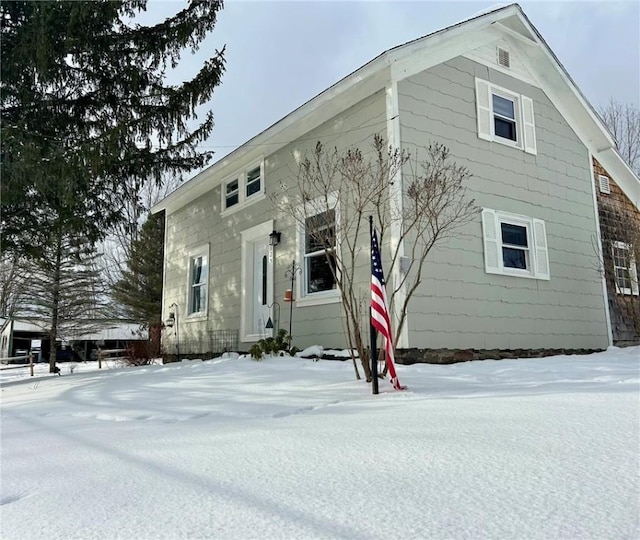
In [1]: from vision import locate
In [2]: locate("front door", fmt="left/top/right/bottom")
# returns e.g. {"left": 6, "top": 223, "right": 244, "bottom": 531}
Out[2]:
{"left": 251, "top": 240, "right": 270, "bottom": 335}
{"left": 241, "top": 221, "right": 274, "bottom": 341}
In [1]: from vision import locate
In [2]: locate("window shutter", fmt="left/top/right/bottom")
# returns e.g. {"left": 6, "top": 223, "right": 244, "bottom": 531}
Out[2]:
{"left": 631, "top": 255, "right": 639, "bottom": 295}
{"left": 482, "top": 209, "right": 501, "bottom": 274}
{"left": 475, "top": 78, "right": 492, "bottom": 141}
{"left": 532, "top": 218, "right": 550, "bottom": 280}
{"left": 521, "top": 95, "right": 537, "bottom": 155}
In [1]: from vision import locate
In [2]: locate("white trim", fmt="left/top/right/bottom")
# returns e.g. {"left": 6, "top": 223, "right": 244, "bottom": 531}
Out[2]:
{"left": 296, "top": 194, "right": 341, "bottom": 305}
{"left": 474, "top": 77, "right": 538, "bottom": 155}
{"left": 185, "top": 243, "right": 210, "bottom": 319}
{"left": 221, "top": 160, "right": 266, "bottom": 217}
{"left": 240, "top": 220, "right": 274, "bottom": 342}
{"left": 481, "top": 209, "right": 550, "bottom": 280}
{"left": 152, "top": 5, "right": 639, "bottom": 220}
{"left": 612, "top": 241, "right": 639, "bottom": 296}
{"left": 588, "top": 155, "right": 613, "bottom": 346}
{"left": 384, "top": 81, "right": 409, "bottom": 349}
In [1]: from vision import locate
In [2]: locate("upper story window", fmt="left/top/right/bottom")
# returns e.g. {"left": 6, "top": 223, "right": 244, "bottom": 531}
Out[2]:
{"left": 612, "top": 241, "right": 639, "bottom": 295}
{"left": 493, "top": 94, "right": 517, "bottom": 142}
{"left": 225, "top": 179, "right": 239, "bottom": 208}
{"left": 246, "top": 166, "right": 261, "bottom": 198}
{"left": 304, "top": 210, "right": 337, "bottom": 294}
{"left": 187, "top": 248, "right": 209, "bottom": 316}
{"left": 481, "top": 208, "right": 550, "bottom": 280}
{"left": 475, "top": 78, "right": 537, "bottom": 155}
{"left": 222, "top": 161, "right": 265, "bottom": 213}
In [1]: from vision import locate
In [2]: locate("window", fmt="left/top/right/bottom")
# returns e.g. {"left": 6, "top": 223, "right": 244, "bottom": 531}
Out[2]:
{"left": 304, "top": 210, "right": 337, "bottom": 294}
{"left": 188, "top": 253, "right": 208, "bottom": 315}
{"left": 493, "top": 94, "right": 517, "bottom": 142}
{"left": 246, "top": 166, "right": 261, "bottom": 198}
{"left": 612, "top": 241, "right": 639, "bottom": 295}
{"left": 475, "top": 78, "right": 536, "bottom": 154}
{"left": 225, "top": 179, "right": 239, "bottom": 208}
{"left": 222, "top": 162, "right": 265, "bottom": 212}
{"left": 481, "top": 209, "right": 550, "bottom": 280}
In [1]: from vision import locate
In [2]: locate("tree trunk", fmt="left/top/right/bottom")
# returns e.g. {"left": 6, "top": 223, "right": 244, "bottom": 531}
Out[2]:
{"left": 48, "top": 233, "right": 63, "bottom": 373}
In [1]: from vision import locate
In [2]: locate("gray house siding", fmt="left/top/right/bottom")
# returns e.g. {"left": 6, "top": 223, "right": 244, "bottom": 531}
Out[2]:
{"left": 163, "top": 90, "right": 386, "bottom": 353}
{"left": 397, "top": 56, "right": 608, "bottom": 350}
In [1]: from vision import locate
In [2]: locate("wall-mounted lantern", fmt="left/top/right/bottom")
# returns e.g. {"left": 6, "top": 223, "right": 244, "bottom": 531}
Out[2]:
{"left": 269, "top": 230, "right": 281, "bottom": 246}
{"left": 165, "top": 312, "right": 175, "bottom": 328}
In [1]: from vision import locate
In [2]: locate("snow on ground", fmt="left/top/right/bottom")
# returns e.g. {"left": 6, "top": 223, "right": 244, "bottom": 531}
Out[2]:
{"left": 1, "top": 347, "right": 639, "bottom": 539}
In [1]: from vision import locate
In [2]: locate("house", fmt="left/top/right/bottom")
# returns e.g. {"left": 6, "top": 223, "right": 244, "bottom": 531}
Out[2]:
{"left": 152, "top": 4, "right": 640, "bottom": 360}
{"left": 592, "top": 160, "right": 640, "bottom": 345}
{"left": 0, "top": 317, "right": 148, "bottom": 363}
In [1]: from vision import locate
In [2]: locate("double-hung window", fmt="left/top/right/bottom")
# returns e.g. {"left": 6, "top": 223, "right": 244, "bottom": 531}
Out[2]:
{"left": 188, "top": 253, "right": 208, "bottom": 315}
{"left": 222, "top": 162, "right": 264, "bottom": 212}
{"left": 304, "top": 210, "right": 337, "bottom": 294}
{"left": 492, "top": 94, "right": 517, "bottom": 142}
{"left": 482, "top": 209, "right": 550, "bottom": 280}
{"left": 475, "top": 78, "right": 537, "bottom": 154}
{"left": 225, "top": 179, "right": 239, "bottom": 208}
{"left": 245, "top": 166, "right": 261, "bottom": 198}
{"left": 612, "top": 241, "right": 639, "bottom": 295}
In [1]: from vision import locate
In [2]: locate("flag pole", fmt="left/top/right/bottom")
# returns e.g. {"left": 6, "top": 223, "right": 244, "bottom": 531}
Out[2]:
{"left": 369, "top": 215, "right": 379, "bottom": 395}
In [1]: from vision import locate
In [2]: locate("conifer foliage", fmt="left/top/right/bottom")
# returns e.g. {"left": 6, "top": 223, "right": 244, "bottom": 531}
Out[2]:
{"left": 113, "top": 212, "right": 164, "bottom": 329}
{"left": 0, "top": 0, "right": 226, "bottom": 253}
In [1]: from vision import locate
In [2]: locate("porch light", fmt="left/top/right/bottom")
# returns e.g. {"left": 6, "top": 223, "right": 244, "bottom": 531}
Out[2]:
{"left": 269, "top": 230, "right": 281, "bottom": 246}
{"left": 165, "top": 312, "right": 175, "bottom": 328}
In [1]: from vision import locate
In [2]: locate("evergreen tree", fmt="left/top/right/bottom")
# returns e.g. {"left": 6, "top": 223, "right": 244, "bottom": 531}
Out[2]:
{"left": 1, "top": 1, "right": 224, "bottom": 369}
{"left": 25, "top": 227, "right": 109, "bottom": 370}
{"left": 0, "top": 0, "right": 225, "bottom": 254}
{"left": 113, "top": 212, "right": 164, "bottom": 328}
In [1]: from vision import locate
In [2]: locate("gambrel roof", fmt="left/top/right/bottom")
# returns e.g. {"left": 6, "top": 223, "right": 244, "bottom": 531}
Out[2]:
{"left": 153, "top": 3, "right": 640, "bottom": 215}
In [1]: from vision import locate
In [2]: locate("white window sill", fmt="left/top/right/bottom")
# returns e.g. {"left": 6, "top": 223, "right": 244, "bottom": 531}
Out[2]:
{"left": 491, "top": 135, "right": 522, "bottom": 150}
{"left": 185, "top": 313, "right": 208, "bottom": 322}
{"left": 296, "top": 292, "right": 341, "bottom": 307}
{"left": 486, "top": 268, "right": 547, "bottom": 280}
{"left": 221, "top": 192, "right": 266, "bottom": 217}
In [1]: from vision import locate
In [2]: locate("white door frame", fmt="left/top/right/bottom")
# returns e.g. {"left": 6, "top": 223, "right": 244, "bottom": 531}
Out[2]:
{"left": 240, "top": 220, "right": 274, "bottom": 342}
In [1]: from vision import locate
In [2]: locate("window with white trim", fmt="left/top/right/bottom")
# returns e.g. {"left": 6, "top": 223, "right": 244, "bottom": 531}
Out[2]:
{"left": 225, "top": 178, "right": 239, "bottom": 208}
{"left": 612, "top": 241, "right": 639, "bottom": 295}
{"left": 246, "top": 166, "right": 261, "bottom": 198}
{"left": 188, "top": 253, "right": 208, "bottom": 315}
{"left": 222, "top": 162, "right": 264, "bottom": 212}
{"left": 304, "top": 209, "right": 337, "bottom": 294}
{"left": 481, "top": 209, "right": 550, "bottom": 280}
{"left": 475, "top": 78, "right": 537, "bottom": 155}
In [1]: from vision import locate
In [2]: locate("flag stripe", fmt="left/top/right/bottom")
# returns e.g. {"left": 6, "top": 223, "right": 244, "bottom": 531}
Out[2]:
{"left": 371, "top": 228, "right": 406, "bottom": 391}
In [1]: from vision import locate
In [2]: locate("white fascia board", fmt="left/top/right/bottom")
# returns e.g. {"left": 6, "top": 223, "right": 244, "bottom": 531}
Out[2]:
{"left": 390, "top": 26, "right": 501, "bottom": 83}
{"left": 595, "top": 148, "right": 640, "bottom": 208}
{"left": 152, "top": 5, "right": 523, "bottom": 217}
{"left": 152, "top": 63, "right": 392, "bottom": 216}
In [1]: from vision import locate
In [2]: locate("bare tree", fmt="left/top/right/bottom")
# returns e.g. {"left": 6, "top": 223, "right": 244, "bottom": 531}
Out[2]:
{"left": 273, "top": 135, "right": 478, "bottom": 381}
{"left": 599, "top": 99, "right": 640, "bottom": 175}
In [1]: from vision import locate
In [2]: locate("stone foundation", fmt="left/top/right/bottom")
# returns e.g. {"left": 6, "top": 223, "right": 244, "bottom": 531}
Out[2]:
{"left": 394, "top": 347, "right": 605, "bottom": 365}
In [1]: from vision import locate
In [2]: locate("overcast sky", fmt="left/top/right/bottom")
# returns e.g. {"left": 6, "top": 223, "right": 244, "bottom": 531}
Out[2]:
{"left": 145, "top": 1, "right": 640, "bottom": 163}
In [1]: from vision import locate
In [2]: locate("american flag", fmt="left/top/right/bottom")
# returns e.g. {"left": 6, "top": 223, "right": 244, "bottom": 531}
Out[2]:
{"left": 371, "top": 228, "right": 406, "bottom": 391}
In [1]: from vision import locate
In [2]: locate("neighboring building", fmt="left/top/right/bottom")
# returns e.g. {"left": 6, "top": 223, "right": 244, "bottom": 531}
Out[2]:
{"left": 593, "top": 159, "right": 640, "bottom": 345}
{"left": 0, "top": 317, "right": 148, "bottom": 363}
{"left": 152, "top": 4, "right": 640, "bottom": 360}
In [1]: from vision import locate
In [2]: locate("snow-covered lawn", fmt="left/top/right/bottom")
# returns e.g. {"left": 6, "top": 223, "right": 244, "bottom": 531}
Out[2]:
{"left": 1, "top": 347, "right": 638, "bottom": 539}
